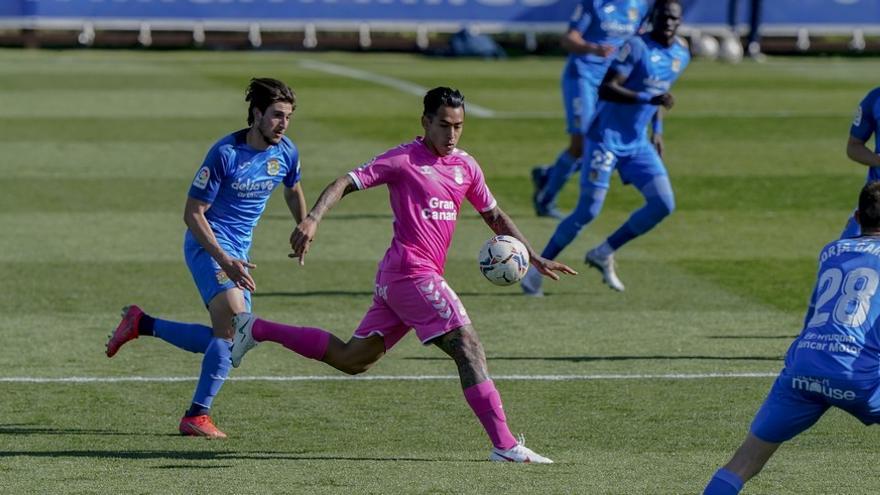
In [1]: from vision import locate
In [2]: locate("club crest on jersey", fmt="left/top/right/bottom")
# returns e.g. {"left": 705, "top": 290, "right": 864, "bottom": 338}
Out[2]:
{"left": 453, "top": 166, "right": 464, "bottom": 185}
{"left": 853, "top": 106, "right": 863, "bottom": 126}
{"left": 193, "top": 166, "right": 210, "bottom": 189}
{"left": 266, "top": 159, "right": 280, "bottom": 176}
{"left": 628, "top": 7, "right": 639, "bottom": 21}
{"left": 216, "top": 270, "right": 230, "bottom": 284}
{"left": 671, "top": 58, "right": 682, "bottom": 73}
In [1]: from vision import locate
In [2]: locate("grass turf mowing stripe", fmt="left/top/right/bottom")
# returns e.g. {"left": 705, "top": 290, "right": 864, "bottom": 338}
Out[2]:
{"left": 0, "top": 372, "right": 778, "bottom": 383}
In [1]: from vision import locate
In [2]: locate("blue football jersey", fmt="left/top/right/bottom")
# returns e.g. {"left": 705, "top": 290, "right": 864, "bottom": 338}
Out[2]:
{"left": 587, "top": 33, "right": 691, "bottom": 155}
{"left": 850, "top": 87, "right": 880, "bottom": 183}
{"left": 564, "top": 0, "right": 649, "bottom": 84}
{"left": 786, "top": 237, "right": 880, "bottom": 380}
{"left": 187, "top": 129, "right": 301, "bottom": 252}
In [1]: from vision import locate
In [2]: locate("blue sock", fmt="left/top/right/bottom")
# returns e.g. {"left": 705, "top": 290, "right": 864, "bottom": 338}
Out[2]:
{"left": 703, "top": 468, "right": 744, "bottom": 495}
{"left": 540, "top": 239, "right": 565, "bottom": 261}
{"left": 191, "top": 338, "right": 232, "bottom": 411}
{"left": 546, "top": 184, "right": 607, "bottom": 257}
{"left": 153, "top": 318, "right": 213, "bottom": 354}
{"left": 537, "top": 150, "right": 578, "bottom": 207}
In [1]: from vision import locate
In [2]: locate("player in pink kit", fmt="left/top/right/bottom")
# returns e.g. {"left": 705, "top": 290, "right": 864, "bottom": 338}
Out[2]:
{"left": 230, "top": 87, "right": 576, "bottom": 462}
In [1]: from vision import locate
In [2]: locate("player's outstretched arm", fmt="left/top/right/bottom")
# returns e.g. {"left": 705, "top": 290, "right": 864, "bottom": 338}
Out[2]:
{"left": 846, "top": 135, "right": 880, "bottom": 167}
{"left": 561, "top": 29, "right": 614, "bottom": 57}
{"left": 479, "top": 206, "right": 577, "bottom": 280}
{"left": 289, "top": 175, "right": 358, "bottom": 265}
{"left": 284, "top": 182, "right": 307, "bottom": 225}
{"left": 184, "top": 197, "right": 257, "bottom": 292}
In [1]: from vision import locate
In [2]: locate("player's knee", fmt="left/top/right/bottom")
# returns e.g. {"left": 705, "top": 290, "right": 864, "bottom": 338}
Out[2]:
{"left": 649, "top": 193, "right": 675, "bottom": 219}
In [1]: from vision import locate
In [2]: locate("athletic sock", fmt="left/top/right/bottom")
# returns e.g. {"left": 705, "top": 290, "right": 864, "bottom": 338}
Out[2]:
{"left": 190, "top": 338, "right": 232, "bottom": 410}
{"left": 593, "top": 241, "right": 614, "bottom": 258}
{"left": 153, "top": 318, "right": 213, "bottom": 354}
{"left": 537, "top": 150, "right": 577, "bottom": 206}
{"left": 463, "top": 380, "right": 518, "bottom": 450}
{"left": 703, "top": 468, "right": 744, "bottom": 495}
{"left": 252, "top": 319, "right": 331, "bottom": 361}
{"left": 185, "top": 403, "right": 211, "bottom": 418}
{"left": 139, "top": 314, "right": 155, "bottom": 336}
{"left": 607, "top": 223, "right": 639, "bottom": 251}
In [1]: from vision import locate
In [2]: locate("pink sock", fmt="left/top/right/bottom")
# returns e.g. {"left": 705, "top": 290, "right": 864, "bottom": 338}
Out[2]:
{"left": 463, "top": 380, "right": 517, "bottom": 450}
{"left": 252, "top": 318, "right": 330, "bottom": 361}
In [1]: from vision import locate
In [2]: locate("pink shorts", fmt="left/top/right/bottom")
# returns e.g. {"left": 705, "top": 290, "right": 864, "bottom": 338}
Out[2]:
{"left": 353, "top": 270, "right": 471, "bottom": 350}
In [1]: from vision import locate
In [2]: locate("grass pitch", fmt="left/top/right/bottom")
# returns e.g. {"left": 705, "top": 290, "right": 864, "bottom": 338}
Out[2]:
{"left": 1, "top": 49, "right": 879, "bottom": 494}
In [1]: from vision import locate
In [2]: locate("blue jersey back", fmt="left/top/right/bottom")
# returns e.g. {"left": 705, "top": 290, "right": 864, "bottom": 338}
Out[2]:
{"left": 564, "top": 0, "right": 648, "bottom": 84}
{"left": 187, "top": 129, "right": 301, "bottom": 252}
{"left": 850, "top": 87, "right": 880, "bottom": 183}
{"left": 786, "top": 237, "right": 880, "bottom": 381}
{"left": 588, "top": 34, "right": 690, "bottom": 155}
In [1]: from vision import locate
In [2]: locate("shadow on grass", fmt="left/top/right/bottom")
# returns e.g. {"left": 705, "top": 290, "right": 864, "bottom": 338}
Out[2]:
{"left": 0, "top": 449, "right": 459, "bottom": 463}
{"left": 0, "top": 424, "right": 171, "bottom": 437}
{"left": 406, "top": 355, "right": 783, "bottom": 362}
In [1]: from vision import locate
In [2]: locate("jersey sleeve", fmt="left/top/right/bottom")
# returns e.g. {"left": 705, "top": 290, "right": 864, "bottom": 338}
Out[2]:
{"left": 283, "top": 144, "right": 302, "bottom": 188}
{"left": 348, "top": 153, "right": 398, "bottom": 190}
{"left": 610, "top": 38, "right": 641, "bottom": 79}
{"left": 850, "top": 89, "right": 878, "bottom": 142}
{"left": 188, "top": 144, "right": 227, "bottom": 204}
{"left": 568, "top": 1, "right": 591, "bottom": 32}
{"left": 466, "top": 161, "right": 497, "bottom": 213}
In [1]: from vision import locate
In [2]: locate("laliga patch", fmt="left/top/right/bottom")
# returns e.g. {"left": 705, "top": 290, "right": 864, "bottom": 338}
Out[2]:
{"left": 216, "top": 270, "right": 230, "bottom": 284}
{"left": 267, "top": 159, "right": 280, "bottom": 176}
{"left": 628, "top": 7, "right": 638, "bottom": 21}
{"left": 672, "top": 58, "right": 681, "bottom": 73}
{"left": 193, "top": 166, "right": 210, "bottom": 189}
{"left": 853, "top": 106, "right": 863, "bottom": 126}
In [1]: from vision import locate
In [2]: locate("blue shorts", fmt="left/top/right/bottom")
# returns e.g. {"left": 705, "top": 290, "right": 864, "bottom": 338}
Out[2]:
{"left": 561, "top": 72, "right": 600, "bottom": 136}
{"left": 183, "top": 231, "right": 252, "bottom": 311}
{"left": 750, "top": 371, "right": 880, "bottom": 443}
{"left": 581, "top": 141, "right": 666, "bottom": 190}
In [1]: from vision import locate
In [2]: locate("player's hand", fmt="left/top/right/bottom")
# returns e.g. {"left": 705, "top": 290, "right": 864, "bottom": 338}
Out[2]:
{"left": 651, "top": 133, "right": 665, "bottom": 158}
{"left": 221, "top": 258, "right": 257, "bottom": 293}
{"left": 289, "top": 217, "right": 318, "bottom": 266}
{"left": 651, "top": 93, "right": 675, "bottom": 110}
{"left": 531, "top": 256, "right": 578, "bottom": 281}
{"left": 590, "top": 43, "right": 615, "bottom": 58}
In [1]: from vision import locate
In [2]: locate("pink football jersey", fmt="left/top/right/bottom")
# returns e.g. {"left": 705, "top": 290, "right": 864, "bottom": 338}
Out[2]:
{"left": 348, "top": 137, "right": 497, "bottom": 275}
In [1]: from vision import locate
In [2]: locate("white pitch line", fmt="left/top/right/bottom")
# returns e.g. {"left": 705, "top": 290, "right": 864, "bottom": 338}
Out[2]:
{"left": 298, "top": 59, "right": 496, "bottom": 118}
{"left": 0, "top": 372, "right": 777, "bottom": 384}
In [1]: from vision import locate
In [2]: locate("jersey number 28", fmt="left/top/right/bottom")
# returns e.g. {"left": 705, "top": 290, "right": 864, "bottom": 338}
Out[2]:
{"left": 807, "top": 267, "right": 879, "bottom": 328}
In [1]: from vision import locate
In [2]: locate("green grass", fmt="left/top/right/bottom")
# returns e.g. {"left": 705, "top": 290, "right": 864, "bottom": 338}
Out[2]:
{"left": 1, "top": 49, "right": 879, "bottom": 494}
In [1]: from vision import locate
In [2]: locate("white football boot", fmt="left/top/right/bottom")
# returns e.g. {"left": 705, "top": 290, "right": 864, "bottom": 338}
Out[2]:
{"left": 585, "top": 247, "right": 625, "bottom": 292}
{"left": 230, "top": 312, "right": 258, "bottom": 368}
{"left": 490, "top": 435, "right": 553, "bottom": 464}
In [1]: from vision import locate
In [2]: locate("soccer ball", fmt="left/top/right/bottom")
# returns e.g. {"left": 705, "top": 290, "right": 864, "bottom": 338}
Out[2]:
{"left": 692, "top": 33, "right": 719, "bottom": 60}
{"left": 719, "top": 35, "right": 744, "bottom": 63}
{"left": 478, "top": 235, "right": 530, "bottom": 286}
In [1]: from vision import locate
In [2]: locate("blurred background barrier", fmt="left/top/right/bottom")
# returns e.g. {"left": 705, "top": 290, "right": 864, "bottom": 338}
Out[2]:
{"left": 0, "top": 0, "right": 877, "bottom": 51}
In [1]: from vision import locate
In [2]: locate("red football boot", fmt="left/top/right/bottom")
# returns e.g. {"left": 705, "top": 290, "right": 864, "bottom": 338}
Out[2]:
{"left": 106, "top": 305, "right": 144, "bottom": 358}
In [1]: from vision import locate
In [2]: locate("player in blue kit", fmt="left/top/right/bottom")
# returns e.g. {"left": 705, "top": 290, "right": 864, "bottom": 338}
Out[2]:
{"left": 531, "top": 0, "right": 648, "bottom": 219}
{"left": 841, "top": 87, "right": 880, "bottom": 238}
{"left": 704, "top": 181, "right": 880, "bottom": 494}
{"left": 105, "top": 78, "right": 306, "bottom": 438}
{"left": 522, "top": 0, "right": 688, "bottom": 295}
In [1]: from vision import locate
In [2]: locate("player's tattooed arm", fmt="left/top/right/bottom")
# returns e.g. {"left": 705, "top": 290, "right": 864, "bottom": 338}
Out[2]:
{"left": 289, "top": 175, "right": 358, "bottom": 265}
{"left": 480, "top": 206, "right": 578, "bottom": 280}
